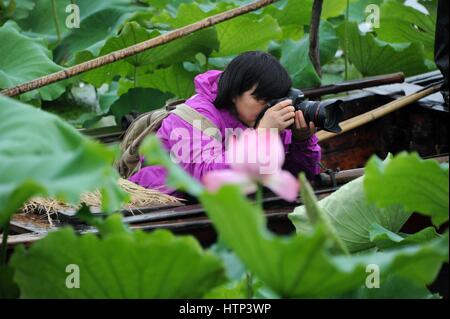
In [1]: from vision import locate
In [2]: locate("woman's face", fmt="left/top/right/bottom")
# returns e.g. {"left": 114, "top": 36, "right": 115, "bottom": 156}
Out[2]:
{"left": 233, "top": 85, "right": 267, "bottom": 127}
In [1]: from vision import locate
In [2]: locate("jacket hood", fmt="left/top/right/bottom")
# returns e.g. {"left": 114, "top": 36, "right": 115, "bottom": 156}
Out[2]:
{"left": 193, "top": 69, "right": 222, "bottom": 103}
{"left": 186, "top": 69, "right": 252, "bottom": 132}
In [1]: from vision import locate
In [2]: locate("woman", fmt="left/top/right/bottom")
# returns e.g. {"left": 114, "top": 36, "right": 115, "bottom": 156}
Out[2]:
{"left": 129, "top": 51, "right": 321, "bottom": 196}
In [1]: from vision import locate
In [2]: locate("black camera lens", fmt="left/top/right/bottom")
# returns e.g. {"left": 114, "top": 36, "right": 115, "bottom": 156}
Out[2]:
{"left": 323, "top": 100, "right": 344, "bottom": 133}
{"left": 296, "top": 99, "right": 343, "bottom": 133}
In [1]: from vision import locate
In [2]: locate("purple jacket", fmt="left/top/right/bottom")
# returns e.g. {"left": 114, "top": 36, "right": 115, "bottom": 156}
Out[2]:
{"left": 129, "top": 70, "right": 321, "bottom": 196}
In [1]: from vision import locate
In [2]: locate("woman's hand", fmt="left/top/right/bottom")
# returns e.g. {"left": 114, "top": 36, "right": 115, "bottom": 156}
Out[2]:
{"left": 256, "top": 99, "right": 296, "bottom": 131}
{"left": 292, "top": 110, "right": 316, "bottom": 141}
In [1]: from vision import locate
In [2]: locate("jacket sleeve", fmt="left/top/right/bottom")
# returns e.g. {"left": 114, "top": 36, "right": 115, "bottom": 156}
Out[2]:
{"left": 282, "top": 134, "right": 322, "bottom": 180}
{"left": 129, "top": 113, "right": 230, "bottom": 194}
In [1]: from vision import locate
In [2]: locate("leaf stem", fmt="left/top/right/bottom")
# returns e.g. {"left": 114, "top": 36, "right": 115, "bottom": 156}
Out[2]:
{"left": 0, "top": 220, "right": 10, "bottom": 266}
{"left": 255, "top": 183, "right": 263, "bottom": 211}
{"left": 299, "top": 174, "right": 350, "bottom": 256}
{"left": 344, "top": 0, "right": 350, "bottom": 80}
{"left": 205, "top": 58, "right": 209, "bottom": 73}
{"left": 246, "top": 272, "right": 254, "bottom": 299}
{"left": 51, "top": 0, "right": 62, "bottom": 44}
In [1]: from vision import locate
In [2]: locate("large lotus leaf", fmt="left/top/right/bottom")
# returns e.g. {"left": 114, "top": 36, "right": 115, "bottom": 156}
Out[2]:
{"left": 262, "top": 0, "right": 312, "bottom": 29}
{"left": 137, "top": 28, "right": 219, "bottom": 69}
{"left": 346, "top": 0, "right": 384, "bottom": 23}
{"left": 75, "top": 21, "right": 219, "bottom": 87}
{"left": 265, "top": 0, "right": 343, "bottom": 40}
{"left": 203, "top": 244, "right": 249, "bottom": 299}
{"left": 123, "top": 64, "right": 196, "bottom": 99}
{"left": 144, "top": 0, "right": 244, "bottom": 14}
{"left": 0, "top": 265, "right": 20, "bottom": 299}
{"left": 208, "top": 244, "right": 247, "bottom": 282}
{"left": 289, "top": 177, "right": 412, "bottom": 253}
{"left": 212, "top": 15, "right": 282, "bottom": 57}
{"left": 0, "top": 0, "right": 16, "bottom": 24}
{"left": 109, "top": 88, "right": 173, "bottom": 125}
{"left": 377, "top": 0, "right": 436, "bottom": 60}
{"left": 317, "top": 20, "right": 340, "bottom": 65}
{"left": 321, "top": 0, "right": 348, "bottom": 19}
{"left": 151, "top": 1, "right": 239, "bottom": 28}
{"left": 369, "top": 224, "right": 441, "bottom": 250}
{"left": 15, "top": 0, "right": 144, "bottom": 62}
{"left": 364, "top": 152, "right": 449, "bottom": 227}
{"left": 335, "top": 231, "right": 448, "bottom": 292}
{"left": 280, "top": 21, "right": 338, "bottom": 90}
{"left": 336, "top": 22, "right": 429, "bottom": 77}
{"left": 55, "top": 7, "right": 135, "bottom": 63}
{"left": 203, "top": 278, "right": 248, "bottom": 299}
{"left": 344, "top": 275, "right": 441, "bottom": 299}
{"left": 139, "top": 136, "right": 448, "bottom": 298}
{"left": 17, "top": 0, "right": 130, "bottom": 40}
{"left": 0, "top": 95, "right": 128, "bottom": 226}
{"left": 12, "top": 0, "right": 35, "bottom": 20}
{"left": 0, "top": 0, "right": 35, "bottom": 23}
{"left": 280, "top": 37, "right": 321, "bottom": 89}
{"left": 0, "top": 22, "right": 66, "bottom": 101}
{"left": 10, "top": 214, "right": 225, "bottom": 298}
{"left": 141, "top": 0, "right": 196, "bottom": 11}
{"left": 200, "top": 185, "right": 448, "bottom": 298}
{"left": 259, "top": 0, "right": 315, "bottom": 39}
{"left": 97, "top": 81, "right": 120, "bottom": 114}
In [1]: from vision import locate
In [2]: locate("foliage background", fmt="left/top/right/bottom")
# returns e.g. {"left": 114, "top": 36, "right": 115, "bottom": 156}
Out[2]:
{"left": 0, "top": 0, "right": 438, "bottom": 128}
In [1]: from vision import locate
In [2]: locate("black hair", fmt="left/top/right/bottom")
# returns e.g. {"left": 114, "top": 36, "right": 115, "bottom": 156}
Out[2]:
{"left": 214, "top": 51, "right": 293, "bottom": 111}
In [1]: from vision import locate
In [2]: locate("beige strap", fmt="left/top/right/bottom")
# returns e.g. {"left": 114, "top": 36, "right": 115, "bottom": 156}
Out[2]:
{"left": 170, "top": 103, "right": 221, "bottom": 142}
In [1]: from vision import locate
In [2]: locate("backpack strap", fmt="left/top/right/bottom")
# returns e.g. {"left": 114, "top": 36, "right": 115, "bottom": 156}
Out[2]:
{"left": 170, "top": 103, "right": 221, "bottom": 142}
{"left": 117, "top": 108, "right": 171, "bottom": 178}
{"left": 117, "top": 103, "right": 221, "bottom": 179}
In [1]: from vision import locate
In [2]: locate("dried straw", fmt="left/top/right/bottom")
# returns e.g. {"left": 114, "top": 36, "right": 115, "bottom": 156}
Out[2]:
{"left": 22, "top": 178, "right": 183, "bottom": 220}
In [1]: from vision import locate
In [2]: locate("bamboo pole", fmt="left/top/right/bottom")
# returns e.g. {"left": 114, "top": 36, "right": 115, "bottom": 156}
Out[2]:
{"left": 317, "top": 84, "right": 442, "bottom": 142}
{"left": 0, "top": 0, "right": 277, "bottom": 98}
{"left": 303, "top": 72, "right": 404, "bottom": 99}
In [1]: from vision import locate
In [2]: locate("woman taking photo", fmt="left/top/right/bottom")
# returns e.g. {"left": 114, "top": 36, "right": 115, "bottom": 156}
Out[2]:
{"left": 128, "top": 51, "right": 321, "bottom": 196}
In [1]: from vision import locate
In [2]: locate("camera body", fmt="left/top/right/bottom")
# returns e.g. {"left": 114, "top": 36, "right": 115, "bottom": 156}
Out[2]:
{"left": 258, "top": 88, "right": 344, "bottom": 133}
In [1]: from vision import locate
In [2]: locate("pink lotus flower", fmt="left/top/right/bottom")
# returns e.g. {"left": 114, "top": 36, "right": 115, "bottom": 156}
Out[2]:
{"left": 202, "top": 128, "right": 300, "bottom": 202}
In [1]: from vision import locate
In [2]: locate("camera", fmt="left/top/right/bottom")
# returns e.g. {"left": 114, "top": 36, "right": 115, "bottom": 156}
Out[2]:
{"left": 255, "top": 88, "right": 344, "bottom": 133}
